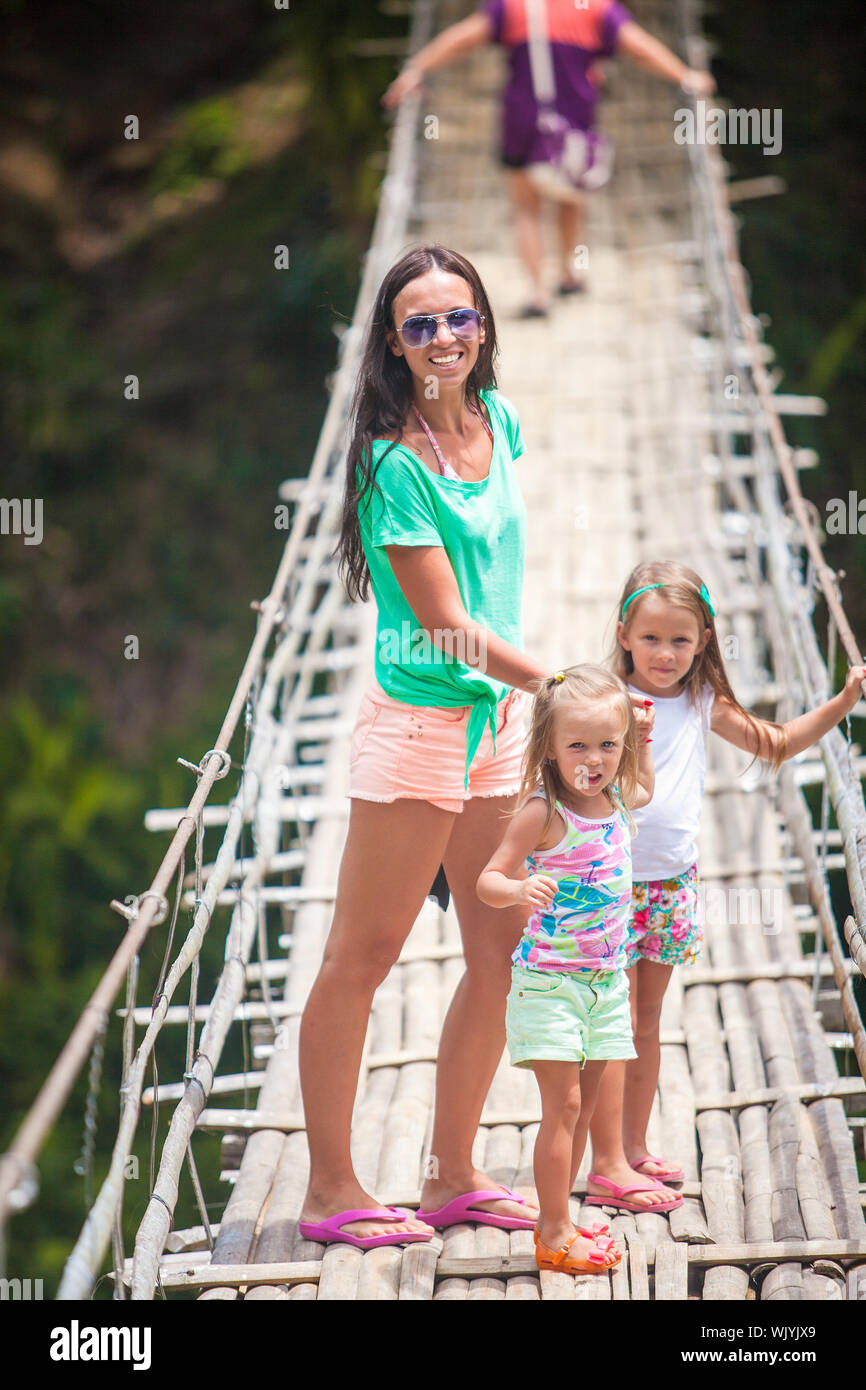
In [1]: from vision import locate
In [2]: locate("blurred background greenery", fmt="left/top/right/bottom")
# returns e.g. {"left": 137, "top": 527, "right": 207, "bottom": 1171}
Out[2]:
{"left": 0, "top": 0, "right": 862, "bottom": 1294}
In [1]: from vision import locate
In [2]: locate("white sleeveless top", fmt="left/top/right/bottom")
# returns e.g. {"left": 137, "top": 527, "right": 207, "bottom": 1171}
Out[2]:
{"left": 629, "top": 681, "right": 714, "bottom": 881}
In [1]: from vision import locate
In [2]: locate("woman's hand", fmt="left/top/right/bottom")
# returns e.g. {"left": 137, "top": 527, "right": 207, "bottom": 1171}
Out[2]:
{"left": 841, "top": 665, "right": 866, "bottom": 713}
{"left": 513, "top": 874, "right": 558, "bottom": 911}
{"left": 382, "top": 65, "right": 424, "bottom": 109}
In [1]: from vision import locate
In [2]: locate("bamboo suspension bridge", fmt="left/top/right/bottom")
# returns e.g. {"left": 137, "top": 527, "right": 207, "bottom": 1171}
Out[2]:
{"left": 3, "top": 0, "right": 866, "bottom": 1303}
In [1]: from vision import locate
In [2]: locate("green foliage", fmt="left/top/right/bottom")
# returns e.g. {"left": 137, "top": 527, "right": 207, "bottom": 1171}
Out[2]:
{"left": 149, "top": 97, "right": 251, "bottom": 198}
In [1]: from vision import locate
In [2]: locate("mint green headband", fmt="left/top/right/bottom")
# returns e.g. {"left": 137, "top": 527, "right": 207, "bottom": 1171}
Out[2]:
{"left": 621, "top": 582, "right": 715, "bottom": 619}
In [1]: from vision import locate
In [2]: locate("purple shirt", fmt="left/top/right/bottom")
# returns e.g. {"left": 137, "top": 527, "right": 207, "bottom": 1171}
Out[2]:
{"left": 480, "top": 0, "right": 634, "bottom": 162}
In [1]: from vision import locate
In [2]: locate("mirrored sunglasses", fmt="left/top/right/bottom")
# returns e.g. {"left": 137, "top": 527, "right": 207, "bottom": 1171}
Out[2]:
{"left": 396, "top": 308, "right": 485, "bottom": 349}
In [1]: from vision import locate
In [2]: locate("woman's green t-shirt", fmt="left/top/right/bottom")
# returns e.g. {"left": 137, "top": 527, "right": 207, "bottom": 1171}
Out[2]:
{"left": 357, "top": 388, "right": 527, "bottom": 787}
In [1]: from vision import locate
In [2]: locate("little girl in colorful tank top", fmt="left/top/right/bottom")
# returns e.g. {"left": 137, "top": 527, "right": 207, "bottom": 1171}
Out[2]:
{"left": 585, "top": 561, "right": 866, "bottom": 1212}
{"left": 477, "top": 664, "right": 655, "bottom": 1275}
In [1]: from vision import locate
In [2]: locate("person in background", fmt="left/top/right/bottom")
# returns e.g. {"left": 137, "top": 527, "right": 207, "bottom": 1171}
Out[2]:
{"left": 384, "top": 0, "right": 715, "bottom": 316}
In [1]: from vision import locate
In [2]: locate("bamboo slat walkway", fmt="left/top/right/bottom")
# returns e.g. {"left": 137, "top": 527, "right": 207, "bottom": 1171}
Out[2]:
{"left": 126, "top": 0, "right": 866, "bottom": 1301}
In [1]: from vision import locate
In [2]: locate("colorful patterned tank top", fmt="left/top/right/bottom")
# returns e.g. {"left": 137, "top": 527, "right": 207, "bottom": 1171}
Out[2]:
{"left": 512, "top": 789, "right": 632, "bottom": 973}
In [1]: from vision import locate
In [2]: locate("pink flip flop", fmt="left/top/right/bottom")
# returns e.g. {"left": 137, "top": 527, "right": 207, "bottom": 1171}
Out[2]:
{"left": 631, "top": 1154, "right": 685, "bottom": 1183}
{"left": 297, "top": 1207, "right": 433, "bottom": 1250}
{"left": 584, "top": 1173, "right": 683, "bottom": 1214}
{"left": 417, "top": 1187, "right": 537, "bottom": 1231}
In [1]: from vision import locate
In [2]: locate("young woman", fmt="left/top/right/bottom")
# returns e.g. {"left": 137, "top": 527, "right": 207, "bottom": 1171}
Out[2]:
{"left": 383, "top": 0, "right": 715, "bottom": 315}
{"left": 297, "top": 244, "right": 551, "bottom": 1248}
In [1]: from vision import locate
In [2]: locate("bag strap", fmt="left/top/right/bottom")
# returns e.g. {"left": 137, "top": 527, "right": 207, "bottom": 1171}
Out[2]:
{"left": 525, "top": 0, "right": 556, "bottom": 111}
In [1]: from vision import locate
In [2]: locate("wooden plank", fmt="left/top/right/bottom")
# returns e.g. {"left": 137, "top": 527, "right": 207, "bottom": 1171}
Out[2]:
{"left": 246, "top": 1129, "right": 310, "bottom": 1299}
{"left": 695, "top": 1077, "right": 865, "bottom": 1112}
{"left": 398, "top": 1243, "right": 440, "bottom": 1300}
{"left": 356, "top": 1246, "right": 404, "bottom": 1301}
{"left": 196, "top": 1108, "right": 305, "bottom": 1133}
{"left": 801, "top": 1267, "right": 844, "bottom": 1300}
{"left": 155, "top": 1260, "right": 322, "bottom": 1290}
{"left": 433, "top": 1239, "right": 866, "bottom": 1277}
{"left": 467, "top": 1224, "right": 509, "bottom": 1301}
{"left": 317, "top": 1245, "right": 363, "bottom": 1301}
{"left": 539, "top": 1269, "right": 576, "bottom": 1300}
{"left": 684, "top": 959, "right": 851, "bottom": 987}
{"left": 760, "top": 1263, "right": 806, "bottom": 1301}
{"left": 654, "top": 1241, "right": 689, "bottom": 1300}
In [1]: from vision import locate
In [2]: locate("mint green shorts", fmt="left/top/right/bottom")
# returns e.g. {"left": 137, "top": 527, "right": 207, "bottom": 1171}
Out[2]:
{"left": 506, "top": 963, "right": 637, "bottom": 1069}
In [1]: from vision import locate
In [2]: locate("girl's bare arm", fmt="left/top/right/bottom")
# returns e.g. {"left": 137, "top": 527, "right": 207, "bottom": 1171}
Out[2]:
{"left": 477, "top": 799, "right": 558, "bottom": 910}
{"left": 711, "top": 666, "right": 866, "bottom": 761}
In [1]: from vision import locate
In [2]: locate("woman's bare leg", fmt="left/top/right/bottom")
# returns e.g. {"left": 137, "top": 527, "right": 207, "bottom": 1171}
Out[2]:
{"left": 419, "top": 792, "right": 538, "bottom": 1222}
{"left": 507, "top": 169, "right": 547, "bottom": 311}
{"left": 299, "top": 797, "right": 455, "bottom": 1239}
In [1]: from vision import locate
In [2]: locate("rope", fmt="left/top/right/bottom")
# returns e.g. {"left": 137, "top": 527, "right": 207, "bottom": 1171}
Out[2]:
{"left": 811, "top": 611, "right": 836, "bottom": 1007}
{"left": 72, "top": 1010, "right": 108, "bottom": 1212}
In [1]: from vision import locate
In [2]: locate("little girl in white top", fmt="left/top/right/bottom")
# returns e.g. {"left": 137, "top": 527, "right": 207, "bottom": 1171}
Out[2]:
{"left": 584, "top": 560, "right": 866, "bottom": 1211}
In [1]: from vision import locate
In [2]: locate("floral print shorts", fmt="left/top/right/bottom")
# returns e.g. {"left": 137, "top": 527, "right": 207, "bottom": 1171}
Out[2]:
{"left": 624, "top": 863, "right": 701, "bottom": 968}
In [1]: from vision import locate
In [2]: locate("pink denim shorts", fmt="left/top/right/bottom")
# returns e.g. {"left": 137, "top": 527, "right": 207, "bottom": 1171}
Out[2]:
{"left": 348, "top": 681, "right": 528, "bottom": 814}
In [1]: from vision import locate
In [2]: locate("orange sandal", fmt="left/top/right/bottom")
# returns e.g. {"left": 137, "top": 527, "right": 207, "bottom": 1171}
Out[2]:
{"left": 534, "top": 1226, "right": 621, "bottom": 1275}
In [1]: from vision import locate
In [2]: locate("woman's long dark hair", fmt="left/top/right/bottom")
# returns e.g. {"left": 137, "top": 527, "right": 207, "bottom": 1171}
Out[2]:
{"left": 334, "top": 245, "right": 499, "bottom": 601}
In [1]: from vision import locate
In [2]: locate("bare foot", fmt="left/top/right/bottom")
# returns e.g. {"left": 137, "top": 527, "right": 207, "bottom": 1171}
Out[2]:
{"left": 419, "top": 1167, "right": 539, "bottom": 1224}
{"left": 586, "top": 1160, "right": 678, "bottom": 1208}
{"left": 300, "top": 1184, "right": 435, "bottom": 1242}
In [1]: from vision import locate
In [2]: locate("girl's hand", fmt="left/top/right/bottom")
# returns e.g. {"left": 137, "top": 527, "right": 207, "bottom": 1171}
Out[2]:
{"left": 382, "top": 65, "right": 424, "bottom": 108}
{"left": 680, "top": 68, "right": 716, "bottom": 97}
{"left": 842, "top": 665, "right": 866, "bottom": 713}
{"left": 513, "top": 874, "right": 558, "bottom": 911}
{"left": 631, "top": 695, "right": 655, "bottom": 746}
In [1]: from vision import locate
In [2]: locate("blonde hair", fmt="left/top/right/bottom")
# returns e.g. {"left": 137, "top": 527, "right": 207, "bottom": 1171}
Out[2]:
{"left": 518, "top": 664, "right": 640, "bottom": 838}
{"left": 609, "top": 560, "right": 786, "bottom": 770}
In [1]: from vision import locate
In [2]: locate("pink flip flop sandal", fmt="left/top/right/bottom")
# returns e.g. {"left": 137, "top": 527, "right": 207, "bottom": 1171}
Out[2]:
{"left": 417, "top": 1187, "right": 537, "bottom": 1231}
{"left": 584, "top": 1174, "right": 683, "bottom": 1214}
{"left": 631, "top": 1154, "right": 685, "bottom": 1183}
{"left": 297, "top": 1207, "right": 434, "bottom": 1250}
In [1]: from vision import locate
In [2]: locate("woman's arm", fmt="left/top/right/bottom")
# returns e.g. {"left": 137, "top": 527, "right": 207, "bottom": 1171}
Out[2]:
{"left": 477, "top": 798, "right": 558, "bottom": 910}
{"left": 386, "top": 545, "right": 669, "bottom": 720}
{"left": 383, "top": 12, "right": 493, "bottom": 108}
{"left": 711, "top": 666, "right": 866, "bottom": 761}
{"left": 615, "top": 21, "right": 715, "bottom": 96}
{"left": 385, "top": 543, "right": 549, "bottom": 691}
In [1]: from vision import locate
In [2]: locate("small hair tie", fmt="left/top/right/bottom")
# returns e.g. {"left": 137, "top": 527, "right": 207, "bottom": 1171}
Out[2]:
{"left": 552, "top": 671, "right": 566, "bottom": 683}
